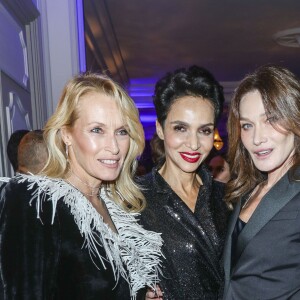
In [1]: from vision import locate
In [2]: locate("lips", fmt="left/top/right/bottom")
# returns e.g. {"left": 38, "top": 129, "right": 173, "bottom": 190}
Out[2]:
{"left": 254, "top": 148, "right": 273, "bottom": 158}
{"left": 179, "top": 152, "right": 201, "bottom": 163}
{"left": 99, "top": 159, "right": 119, "bottom": 167}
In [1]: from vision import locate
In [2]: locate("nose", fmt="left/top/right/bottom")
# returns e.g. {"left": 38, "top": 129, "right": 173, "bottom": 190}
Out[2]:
{"left": 105, "top": 136, "right": 120, "bottom": 155}
{"left": 253, "top": 126, "right": 267, "bottom": 146}
{"left": 186, "top": 132, "right": 200, "bottom": 151}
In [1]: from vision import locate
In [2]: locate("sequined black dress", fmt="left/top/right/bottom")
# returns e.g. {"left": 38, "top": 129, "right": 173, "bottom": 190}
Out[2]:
{"left": 138, "top": 165, "right": 229, "bottom": 299}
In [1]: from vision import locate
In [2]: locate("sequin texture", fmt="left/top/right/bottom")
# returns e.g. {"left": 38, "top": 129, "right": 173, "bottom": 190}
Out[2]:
{"left": 138, "top": 164, "right": 229, "bottom": 299}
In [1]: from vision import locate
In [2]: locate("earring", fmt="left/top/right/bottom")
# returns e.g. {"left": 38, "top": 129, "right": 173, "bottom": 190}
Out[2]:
{"left": 65, "top": 144, "right": 69, "bottom": 157}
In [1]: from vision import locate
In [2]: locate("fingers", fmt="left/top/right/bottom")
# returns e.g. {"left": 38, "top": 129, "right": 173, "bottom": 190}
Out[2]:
{"left": 145, "top": 285, "right": 163, "bottom": 299}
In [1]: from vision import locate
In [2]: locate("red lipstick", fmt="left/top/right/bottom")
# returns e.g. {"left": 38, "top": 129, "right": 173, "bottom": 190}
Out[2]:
{"left": 179, "top": 152, "right": 201, "bottom": 163}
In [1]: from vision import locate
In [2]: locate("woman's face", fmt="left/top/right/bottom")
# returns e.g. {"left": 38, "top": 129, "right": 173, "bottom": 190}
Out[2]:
{"left": 157, "top": 96, "right": 215, "bottom": 174}
{"left": 239, "top": 90, "right": 295, "bottom": 178}
{"left": 62, "top": 92, "right": 130, "bottom": 185}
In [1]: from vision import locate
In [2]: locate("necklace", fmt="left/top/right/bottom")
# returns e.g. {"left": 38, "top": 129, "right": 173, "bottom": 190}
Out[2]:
{"left": 70, "top": 169, "right": 99, "bottom": 189}
{"left": 66, "top": 169, "right": 100, "bottom": 197}
{"left": 64, "top": 164, "right": 101, "bottom": 197}
{"left": 66, "top": 179, "right": 99, "bottom": 197}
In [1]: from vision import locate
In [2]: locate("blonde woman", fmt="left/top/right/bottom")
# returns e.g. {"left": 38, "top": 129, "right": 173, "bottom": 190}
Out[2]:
{"left": 0, "top": 73, "right": 162, "bottom": 299}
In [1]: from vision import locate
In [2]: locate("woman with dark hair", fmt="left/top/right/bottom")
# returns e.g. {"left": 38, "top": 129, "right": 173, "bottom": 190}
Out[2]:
{"left": 139, "top": 66, "right": 229, "bottom": 299}
{"left": 222, "top": 65, "right": 300, "bottom": 299}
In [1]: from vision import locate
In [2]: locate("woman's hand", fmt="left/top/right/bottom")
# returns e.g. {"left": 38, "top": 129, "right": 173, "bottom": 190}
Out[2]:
{"left": 145, "top": 285, "right": 163, "bottom": 299}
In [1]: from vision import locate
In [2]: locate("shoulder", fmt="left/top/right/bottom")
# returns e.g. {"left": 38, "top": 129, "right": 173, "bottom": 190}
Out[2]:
{"left": 0, "top": 175, "right": 62, "bottom": 225}
{"left": 136, "top": 171, "right": 155, "bottom": 186}
{"left": 136, "top": 171, "right": 164, "bottom": 219}
{"left": 198, "top": 167, "right": 228, "bottom": 213}
{"left": 136, "top": 171, "right": 158, "bottom": 199}
{"left": 1, "top": 176, "right": 33, "bottom": 205}
{"left": 198, "top": 165, "right": 225, "bottom": 197}
{"left": 210, "top": 179, "right": 227, "bottom": 209}
{"left": 212, "top": 179, "right": 225, "bottom": 196}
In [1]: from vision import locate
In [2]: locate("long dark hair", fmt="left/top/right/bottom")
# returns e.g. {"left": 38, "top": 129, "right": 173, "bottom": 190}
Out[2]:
{"left": 226, "top": 65, "right": 300, "bottom": 208}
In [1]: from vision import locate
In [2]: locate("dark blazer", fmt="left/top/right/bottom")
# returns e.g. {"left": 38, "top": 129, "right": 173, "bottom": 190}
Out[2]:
{"left": 138, "top": 165, "right": 229, "bottom": 300}
{"left": 0, "top": 177, "right": 131, "bottom": 300}
{"left": 223, "top": 168, "right": 300, "bottom": 300}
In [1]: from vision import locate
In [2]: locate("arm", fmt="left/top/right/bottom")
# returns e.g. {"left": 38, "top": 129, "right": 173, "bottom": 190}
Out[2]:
{"left": 0, "top": 180, "right": 60, "bottom": 299}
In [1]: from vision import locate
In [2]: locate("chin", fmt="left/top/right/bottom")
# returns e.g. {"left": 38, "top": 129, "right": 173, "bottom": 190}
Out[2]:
{"left": 254, "top": 163, "right": 276, "bottom": 173}
{"left": 99, "top": 173, "right": 120, "bottom": 182}
{"left": 180, "top": 165, "right": 200, "bottom": 174}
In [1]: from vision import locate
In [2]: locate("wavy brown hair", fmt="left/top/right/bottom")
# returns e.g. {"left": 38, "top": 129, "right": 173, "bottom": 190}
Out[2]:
{"left": 42, "top": 73, "right": 145, "bottom": 212}
{"left": 226, "top": 65, "right": 300, "bottom": 209}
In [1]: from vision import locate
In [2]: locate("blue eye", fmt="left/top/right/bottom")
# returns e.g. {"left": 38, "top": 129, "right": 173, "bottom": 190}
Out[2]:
{"left": 117, "top": 128, "right": 128, "bottom": 136}
{"left": 91, "top": 127, "right": 103, "bottom": 134}
{"left": 241, "top": 123, "right": 252, "bottom": 130}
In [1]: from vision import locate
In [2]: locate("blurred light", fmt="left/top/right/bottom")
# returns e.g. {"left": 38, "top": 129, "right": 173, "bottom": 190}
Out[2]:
{"left": 76, "top": 0, "right": 86, "bottom": 72}
{"left": 128, "top": 77, "right": 158, "bottom": 140}
{"left": 213, "top": 128, "right": 224, "bottom": 151}
{"left": 140, "top": 114, "right": 157, "bottom": 123}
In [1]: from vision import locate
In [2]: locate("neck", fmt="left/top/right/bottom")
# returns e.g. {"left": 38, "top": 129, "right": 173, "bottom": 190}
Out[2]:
{"left": 266, "top": 158, "right": 293, "bottom": 189}
{"left": 66, "top": 170, "right": 101, "bottom": 198}
{"left": 159, "top": 163, "right": 202, "bottom": 192}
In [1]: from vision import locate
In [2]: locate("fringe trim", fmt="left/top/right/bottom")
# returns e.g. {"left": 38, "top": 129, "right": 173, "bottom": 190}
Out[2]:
{"left": 0, "top": 177, "right": 10, "bottom": 183}
{"left": 15, "top": 174, "right": 162, "bottom": 299}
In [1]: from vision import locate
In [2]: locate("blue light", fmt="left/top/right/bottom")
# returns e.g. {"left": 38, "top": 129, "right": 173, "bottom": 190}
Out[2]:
{"left": 76, "top": 0, "right": 86, "bottom": 72}
{"left": 140, "top": 115, "right": 157, "bottom": 123}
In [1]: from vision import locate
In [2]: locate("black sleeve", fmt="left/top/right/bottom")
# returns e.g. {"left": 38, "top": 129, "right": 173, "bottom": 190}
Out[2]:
{"left": 0, "top": 179, "right": 60, "bottom": 300}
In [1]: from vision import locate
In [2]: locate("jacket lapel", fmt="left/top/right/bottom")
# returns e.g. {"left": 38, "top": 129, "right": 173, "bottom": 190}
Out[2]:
{"left": 154, "top": 166, "right": 220, "bottom": 258}
{"left": 235, "top": 171, "right": 300, "bottom": 262}
{"left": 152, "top": 166, "right": 223, "bottom": 282}
{"left": 163, "top": 195, "right": 222, "bottom": 282}
{"left": 223, "top": 199, "right": 241, "bottom": 287}
{"left": 164, "top": 193, "right": 217, "bottom": 255}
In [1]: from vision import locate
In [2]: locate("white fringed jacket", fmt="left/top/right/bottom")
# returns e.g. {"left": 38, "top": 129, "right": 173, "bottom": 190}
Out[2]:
{"left": 0, "top": 174, "right": 162, "bottom": 299}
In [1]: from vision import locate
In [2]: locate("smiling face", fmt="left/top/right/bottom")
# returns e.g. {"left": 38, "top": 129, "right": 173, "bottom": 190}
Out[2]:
{"left": 157, "top": 96, "right": 215, "bottom": 175}
{"left": 239, "top": 90, "right": 295, "bottom": 179}
{"left": 62, "top": 92, "right": 130, "bottom": 185}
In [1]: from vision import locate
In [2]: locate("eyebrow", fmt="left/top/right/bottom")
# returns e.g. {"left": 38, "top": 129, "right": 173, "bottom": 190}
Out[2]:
{"left": 170, "top": 120, "right": 214, "bottom": 127}
{"left": 88, "top": 122, "right": 127, "bottom": 127}
{"left": 240, "top": 113, "right": 266, "bottom": 121}
{"left": 87, "top": 122, "right": 129, "bottom": 131}
{"left": 88, "top": 122, "right": 105, "bottom": 126}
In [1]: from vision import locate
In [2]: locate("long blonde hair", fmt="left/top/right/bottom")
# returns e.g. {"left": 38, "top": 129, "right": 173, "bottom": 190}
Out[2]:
{"left": 42, "top": 73, "right": 145, "bottom": 212}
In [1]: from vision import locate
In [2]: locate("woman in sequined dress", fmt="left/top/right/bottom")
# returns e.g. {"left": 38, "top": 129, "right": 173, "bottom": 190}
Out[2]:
{"left": 0, "top": 73, "right": 162, "bottom": 299}
{"left": 139, "top": 66, "right": 229, "bottom": 299}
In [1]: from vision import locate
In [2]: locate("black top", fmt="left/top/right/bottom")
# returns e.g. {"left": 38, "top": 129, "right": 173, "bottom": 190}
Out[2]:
{"left": 138, "top": 165, "right": 229, "bottom": 299}
{"left": 231, "top": 218, "right": 246, "bottom": 268}
{"left": 0, "top": 176, "right": 155, "bottom": 300}
{"left": 222, "top": 167, "right": 300, "bottom": 300}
